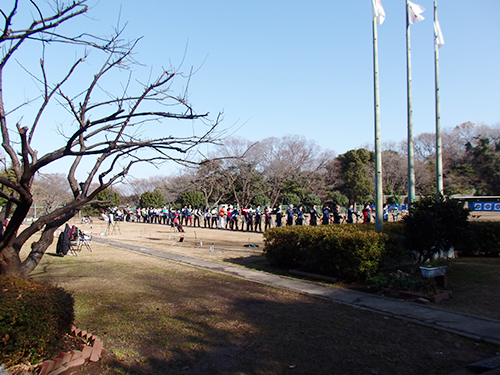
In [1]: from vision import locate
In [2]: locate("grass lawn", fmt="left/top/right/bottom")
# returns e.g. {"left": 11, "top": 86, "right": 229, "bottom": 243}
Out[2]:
{"left": 441, "top": 257, "right": 500, "bottom": 321}
{"left": 24, "top": 221, "right": 500, "bottom": 374}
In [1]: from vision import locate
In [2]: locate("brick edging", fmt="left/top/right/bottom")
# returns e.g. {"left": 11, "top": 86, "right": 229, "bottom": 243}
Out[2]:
{"left": 38, "top": 326, "right": 103, "bottom": 375}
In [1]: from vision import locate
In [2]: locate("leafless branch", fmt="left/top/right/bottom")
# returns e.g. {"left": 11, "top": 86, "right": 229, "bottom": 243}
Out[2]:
{"left": 0, "top": 0, "right": 225, "bottom": 277}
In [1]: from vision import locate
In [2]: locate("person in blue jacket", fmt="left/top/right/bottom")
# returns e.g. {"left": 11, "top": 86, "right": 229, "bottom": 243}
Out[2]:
{"left": 286, "top": 204, "right": 294, "bottom": 226}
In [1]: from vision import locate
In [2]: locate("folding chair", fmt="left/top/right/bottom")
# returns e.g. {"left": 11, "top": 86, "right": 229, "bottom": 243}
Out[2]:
{"left": 78, "top": 231, "right": 93, "bottom": 252}
{"left": 69, "top": 239, "right": 79, "bottom": 256}
{"left": 69, "top": 229, "right": 92, "bottom": 253}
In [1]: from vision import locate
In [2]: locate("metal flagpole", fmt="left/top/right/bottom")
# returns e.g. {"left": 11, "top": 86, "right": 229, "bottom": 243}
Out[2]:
{"left": 373, "top": 16, "right": 383, "bottom": 231}
{"left": 406, "top": 0, "right": 416, "bottom": 212}
{"left": 434, "top": 0, "right": 443, "bottom": 198}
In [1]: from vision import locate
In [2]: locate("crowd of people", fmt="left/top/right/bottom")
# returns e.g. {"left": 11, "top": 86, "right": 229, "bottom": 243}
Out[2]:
{"left": 100, "top": 202, "right": 400, "bottom": 232}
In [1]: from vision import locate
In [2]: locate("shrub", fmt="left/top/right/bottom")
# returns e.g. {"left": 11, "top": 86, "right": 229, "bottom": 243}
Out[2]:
{"left": 364, "top": 273, "right": 389, "bottom": 292}
{"left": 386, "top": 270, "right": 425, "bottom": 293}
{"left": 0, "top": 276, "right": 74, "bottom": 367}
{"left": 403, "top": 196, "right": 470, "bottom": 263}
{"left": 380, "top": 222, "right": 408, "bottom": 268}
{"left": 455, "top": 221, "right": 500, "bottom": 257}
{"left": 325, "top": 191, "right": 349, "bottom": 208}
{"left": 365, "top": 270, "right": 437, "bottom": 296}
{"left": 264, "top": 225, "right": 387, "bottom": 281}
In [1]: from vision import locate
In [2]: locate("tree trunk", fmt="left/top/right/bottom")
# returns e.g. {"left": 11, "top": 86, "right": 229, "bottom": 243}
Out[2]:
{"left": 0, "top": 244, "right": 23, "bottom": 276}
{"left": 0, "top": 210, "right": 76, "bottom": 278}
{"left": 19, "top": 226, "right": 60, "bottom": 278}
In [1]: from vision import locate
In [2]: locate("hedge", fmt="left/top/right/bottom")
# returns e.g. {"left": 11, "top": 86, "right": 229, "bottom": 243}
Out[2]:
{"left": 454, "top": 221, "right": 500, "bottom": 257}
{"left": 264, "top": 225, "right": 388, "bottom": 281}
{"left": 0, "top": 276, "right": 74, "bottom": 367}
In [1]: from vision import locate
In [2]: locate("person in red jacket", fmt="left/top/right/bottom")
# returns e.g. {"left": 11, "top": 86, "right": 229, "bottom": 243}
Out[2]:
{"left": 362, "top": 204, "right": 372, "bottom": 223}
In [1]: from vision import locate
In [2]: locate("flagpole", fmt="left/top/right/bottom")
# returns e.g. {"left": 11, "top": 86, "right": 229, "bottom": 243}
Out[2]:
{"left": 406, "top": 0, "right": 416, "bottom": 212}
{"left": 434, "top": 0, "right": 443, "bottom": 198}
{"left": 373, "top": 14, "right": 383, "bottom": 231}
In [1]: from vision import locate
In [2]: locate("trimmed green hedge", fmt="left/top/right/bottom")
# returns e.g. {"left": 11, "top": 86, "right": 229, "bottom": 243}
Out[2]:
{"left": 264, "top": 225, "right": 388, "bottom": 281}
{"left": 264, "top": 219, "right": 500, "bottom": 283}
{"left": 0, "top": 276, "right": 74, "bottom": 367}
{"left": 455, "top": 221, "right": 500, "bottom": 257}
{"left": 380, "top": 222, "right": 408, "bottom": 266}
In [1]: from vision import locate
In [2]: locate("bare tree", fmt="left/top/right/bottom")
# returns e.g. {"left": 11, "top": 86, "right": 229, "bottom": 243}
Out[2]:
{"left": 154, "top": 174, "right": 193, "bottom": 205}
{"left": 212, "top": 137, "right": 262, "bottom": 207}
{"left": 188, "top": 160, "right": 228, "bottom": 208}
{"left": 0, "top": 1, "right": 222, "bottom": 277}
{"left": 381, "top": 150, "right": 407, "bottom": 196}
{"left": 258, "top": 135, "right": 322, "bottom": 206}
{"left": 414, "top": 159, "right": 434, "bottom": 196}
{"left": 116, "top": 176, "right": 170, "bottom": 198}
{"left": 413, "top": 133, "right": 436, "bottom": 163}
{"left": 31, "top": 173, "right": 73, "bottom": 215}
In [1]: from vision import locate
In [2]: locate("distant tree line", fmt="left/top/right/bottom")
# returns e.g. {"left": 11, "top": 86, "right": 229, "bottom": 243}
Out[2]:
{"left": 27, "top": 122, "right": 500, "bottom": 212}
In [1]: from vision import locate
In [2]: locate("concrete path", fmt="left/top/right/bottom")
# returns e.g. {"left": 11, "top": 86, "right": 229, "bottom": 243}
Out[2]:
{"left": 94, "top": 236, "right": 500, "bottom": 348}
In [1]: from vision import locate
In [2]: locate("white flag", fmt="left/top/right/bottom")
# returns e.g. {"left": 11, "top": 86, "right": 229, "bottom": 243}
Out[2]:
{"left": 408, "top": 1, "right": 425, "bottom": 24}
{"left": 372, "top": 0, "right": 386, "bottom": 25}
{"left": 434, "top": 19, "right": 445, "bottom": 49}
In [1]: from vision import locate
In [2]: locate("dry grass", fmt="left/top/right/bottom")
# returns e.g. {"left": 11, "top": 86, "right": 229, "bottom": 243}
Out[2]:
{"left": 440, "top": 257, "right": 500, "bottom": 321}
{"left": 24, "top": 220, "right": 500, "bottom": 375}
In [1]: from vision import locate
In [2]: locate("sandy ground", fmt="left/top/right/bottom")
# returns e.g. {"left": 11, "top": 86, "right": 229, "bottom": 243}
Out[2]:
{"left": 65, "top": 217, "right": 267, "bottom": 264}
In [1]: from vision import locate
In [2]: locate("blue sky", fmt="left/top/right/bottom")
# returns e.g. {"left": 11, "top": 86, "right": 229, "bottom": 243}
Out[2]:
{"left": 114, "top": 0, "right": 499, "bottom": 153}
{"left": 4, "top": 0, "right": 500, "bottom": 178}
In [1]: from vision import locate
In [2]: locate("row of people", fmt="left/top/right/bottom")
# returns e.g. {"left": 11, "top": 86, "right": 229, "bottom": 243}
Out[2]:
{"left": 136, "top": 204, "right": 374, "bottom": 229}
{"left": 103, "top": 202, "right": 396, "bottom": 231}
{"left": 275, "top": 204, "right": 367, "bottom": 226}
{"left": 132, "top": 206, "right": 266, "bottom": 232}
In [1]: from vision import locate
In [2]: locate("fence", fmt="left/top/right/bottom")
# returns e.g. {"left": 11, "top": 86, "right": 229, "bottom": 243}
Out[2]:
{"left": 470, "top": 202, "right": 500, "bottom": 212}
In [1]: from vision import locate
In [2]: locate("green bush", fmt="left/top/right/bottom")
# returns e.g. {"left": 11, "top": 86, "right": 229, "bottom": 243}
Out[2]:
{"left": 364, "top": 273, "right": 389, "bottom": 292}
{"left": 403, "top": 196, "right": 470, "bottom": 263}
{"left": 0, "top": 276, "right": 74, "bottom": 367}
{"left": 366, "top": 270, "right": 438, "bottom": 297}
{"left": 264, "top": 225, "right": 387, "bottom": 281}
{"left": 325, "top": 191, "right": 349, "bottom": 208}
{"left": 380, "top": 222, "right": 408, "bottom": 267}
{"left": 455, "top": 221, "right": 500, "bottom": 257}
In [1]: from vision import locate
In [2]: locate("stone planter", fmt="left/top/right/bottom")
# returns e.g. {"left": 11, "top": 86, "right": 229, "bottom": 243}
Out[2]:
{"left": 419, "top": 265, "right": 447, "bottom": 278}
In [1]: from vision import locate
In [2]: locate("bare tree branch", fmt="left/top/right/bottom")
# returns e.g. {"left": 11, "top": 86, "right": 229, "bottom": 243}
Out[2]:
{"left": 0, "top": 0, "right": 224, "bottom": 277}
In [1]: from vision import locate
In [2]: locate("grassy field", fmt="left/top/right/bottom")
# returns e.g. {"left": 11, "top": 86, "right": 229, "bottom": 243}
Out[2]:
{"left": 23, "top": 220, "right": 500, "bottom": 375}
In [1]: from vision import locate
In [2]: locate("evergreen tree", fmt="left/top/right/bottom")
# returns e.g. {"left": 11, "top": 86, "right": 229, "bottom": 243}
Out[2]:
{"left": 465, "top": 138, "right": 500, "bottom": 195}
{"left": 139, "top": 191, "right": 164, "bottom": 208}
{"left": 180, "top": 190, "right": 205, "bottom": 207}
{"left": 337, "top": 149, "right": 374, "bottom": 204}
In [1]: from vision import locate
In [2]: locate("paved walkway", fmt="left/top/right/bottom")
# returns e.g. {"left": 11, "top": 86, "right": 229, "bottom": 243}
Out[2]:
{"left": 94, "top": 237, "right": 500, "bottom": 348}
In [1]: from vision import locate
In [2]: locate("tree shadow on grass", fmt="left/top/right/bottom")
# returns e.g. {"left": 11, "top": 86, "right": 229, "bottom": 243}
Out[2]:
{"left": 222, "top": 252, "right": 295, "bottom": 278}
{"left": 65, "top": 265, "right": 500, "bottom": 375}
